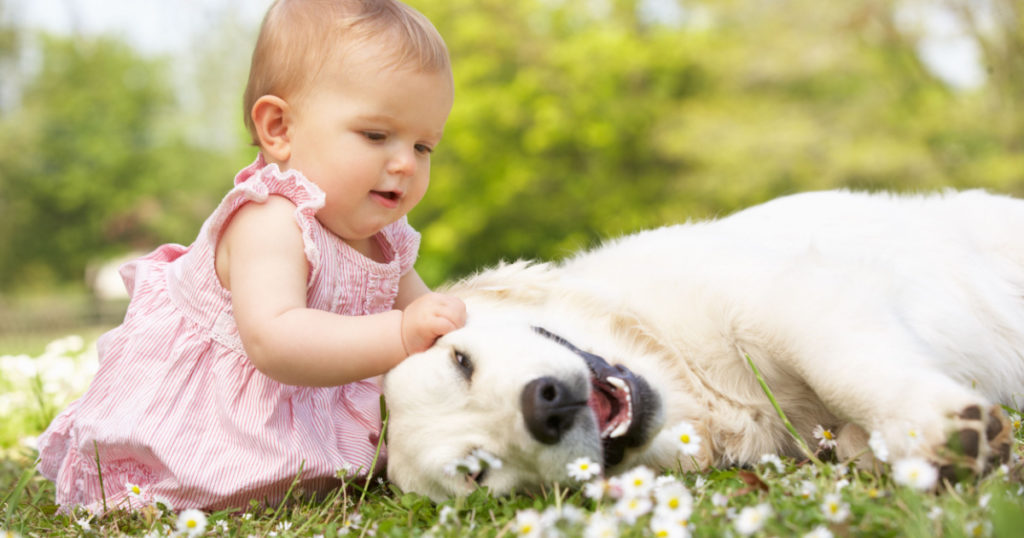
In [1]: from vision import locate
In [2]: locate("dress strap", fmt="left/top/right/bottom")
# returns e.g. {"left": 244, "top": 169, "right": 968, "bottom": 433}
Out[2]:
{"left": 206, "top": 154, "right": 328, "bottom": 285}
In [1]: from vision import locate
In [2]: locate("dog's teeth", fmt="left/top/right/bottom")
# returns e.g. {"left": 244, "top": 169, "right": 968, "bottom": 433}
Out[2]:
{"left": 609, "top": 420, "right": 630, "bottom": 438}
{"left": 606, "top": 376, "right": 626, "bottom": 389}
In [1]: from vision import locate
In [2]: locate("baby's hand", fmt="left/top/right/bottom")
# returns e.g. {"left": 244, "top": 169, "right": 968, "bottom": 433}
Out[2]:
{"left": 400, "top": 293, "right": 467, "bottom": 355}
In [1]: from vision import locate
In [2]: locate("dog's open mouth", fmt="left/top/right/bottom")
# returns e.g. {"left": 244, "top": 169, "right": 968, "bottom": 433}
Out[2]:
{"left": 532, "top": 327, "right": 660, "bottom": 469}
{"left": 584, "top": 359, "right": 658, "bottom": 468}
{"left": 590, "top": 374, "right": 633, "bottom": 439}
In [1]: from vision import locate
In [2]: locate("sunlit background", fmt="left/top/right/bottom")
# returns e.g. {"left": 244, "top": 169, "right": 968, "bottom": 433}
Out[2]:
{"left": 1, "top": 0, "right": 1022, "bottom": 345}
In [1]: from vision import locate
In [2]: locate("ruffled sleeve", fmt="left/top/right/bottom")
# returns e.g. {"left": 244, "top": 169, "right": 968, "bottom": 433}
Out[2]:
{"left": 383, "top": 216, "right": 421, "bottom": 276}
{"left": 205, "top": 154, "right": 327, "bottom": 284}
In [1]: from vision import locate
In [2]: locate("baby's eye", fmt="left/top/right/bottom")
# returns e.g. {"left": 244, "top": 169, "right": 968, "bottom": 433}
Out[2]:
{"left": 362, "top": 131, "right": 386, "bottom": 142}
{"left": 414, "top": 143, "right": 433, "bottom": 155}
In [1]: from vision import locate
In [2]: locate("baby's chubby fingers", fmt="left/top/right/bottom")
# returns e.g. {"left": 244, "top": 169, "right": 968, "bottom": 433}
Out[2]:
{"left": 400, "top": 293, "right": 467, "bottom": 354}
{"left": 430, "top": 293, "right": 467, "bottom": 333}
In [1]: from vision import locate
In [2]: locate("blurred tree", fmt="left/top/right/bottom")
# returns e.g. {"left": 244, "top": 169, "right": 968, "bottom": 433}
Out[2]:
{"left": 409, "top": 0, "right": 1024, "bottom": 284}
{"left": 0, "top": 0, "right": 16, "bottom": 100}
{"left": 1, "top": 0, "right": 1021, "bottom": 294}
{"left": 413, "top": 0, "right": 709, "bottom": 283}
{"left": 0, "top": 36, "right": 237, "bottom": 291}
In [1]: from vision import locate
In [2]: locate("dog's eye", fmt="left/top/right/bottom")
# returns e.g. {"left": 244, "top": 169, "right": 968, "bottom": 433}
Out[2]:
{"left": 453, "top": 350, "right": 473, "bottom": 379}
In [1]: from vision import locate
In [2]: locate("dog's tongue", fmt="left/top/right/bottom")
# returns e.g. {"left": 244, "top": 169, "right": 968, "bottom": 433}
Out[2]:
{"left": 588, "top": 386, "right": 614, "bottom": 432}
{"left": 589, "top": 376, "right": 631, "bottom": 439}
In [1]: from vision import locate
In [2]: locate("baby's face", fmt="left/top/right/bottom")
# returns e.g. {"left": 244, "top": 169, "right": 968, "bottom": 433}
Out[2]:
{"left": 283, "top": 48, "right": 454, "bottom": 247}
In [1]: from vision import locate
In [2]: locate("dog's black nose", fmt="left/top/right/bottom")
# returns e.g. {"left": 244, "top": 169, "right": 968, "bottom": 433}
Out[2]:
{"left": 521, "top": 376, "right": 585, "bottom": 444}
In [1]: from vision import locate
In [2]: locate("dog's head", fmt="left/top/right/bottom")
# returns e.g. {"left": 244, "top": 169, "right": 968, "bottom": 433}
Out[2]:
{"left": 383, "top": 322, "right": 665, "bottom": 500}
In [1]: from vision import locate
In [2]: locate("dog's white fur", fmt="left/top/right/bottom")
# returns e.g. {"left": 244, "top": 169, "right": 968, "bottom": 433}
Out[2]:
{"left": 384, "top": 190, "right": 1024, "bottom": 500}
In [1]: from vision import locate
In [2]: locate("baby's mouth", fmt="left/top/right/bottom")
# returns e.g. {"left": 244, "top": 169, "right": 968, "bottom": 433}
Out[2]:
{"left": 372, "top": 190, "right": 401, "bottom": 201}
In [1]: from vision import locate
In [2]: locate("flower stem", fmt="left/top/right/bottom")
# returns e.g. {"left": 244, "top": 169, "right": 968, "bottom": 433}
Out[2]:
{"left": 93, "top": 441, "right": 108, "bottom": 512}
{"left": 744, "top": 354, "right": 822, "bottom": 466}
{"left": 359, "top": 396, "right": 389, "bottom": 506}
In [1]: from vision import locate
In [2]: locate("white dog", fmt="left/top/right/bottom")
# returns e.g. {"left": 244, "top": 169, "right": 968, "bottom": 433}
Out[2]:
{"left": 383, "top": 190, "right": 1023, "bottom": 501}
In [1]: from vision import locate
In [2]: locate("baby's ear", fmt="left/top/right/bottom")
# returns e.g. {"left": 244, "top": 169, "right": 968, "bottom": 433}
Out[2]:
{"left": 251, "top": 95, "right": 292, "bottom": 162}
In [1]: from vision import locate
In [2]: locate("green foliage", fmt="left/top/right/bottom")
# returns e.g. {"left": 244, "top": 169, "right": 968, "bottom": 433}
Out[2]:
{"left": 408, "top": 0, "right": 1024, "bottom": 284}
{"left": 0, "top": 36, "right": 244, "bottom": 292}
{"left": 1, "top": 0, "right": 1023, "bottom": 291}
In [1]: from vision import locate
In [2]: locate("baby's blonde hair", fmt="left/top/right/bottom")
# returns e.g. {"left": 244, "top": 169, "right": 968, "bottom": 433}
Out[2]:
{"left": 243, "top": 0, "right": 451, "bottom": 147}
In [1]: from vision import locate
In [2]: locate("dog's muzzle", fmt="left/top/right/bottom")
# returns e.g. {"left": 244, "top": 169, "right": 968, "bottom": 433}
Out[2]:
{"left": 530, "top": 327, "right": 660, "bottom": 468}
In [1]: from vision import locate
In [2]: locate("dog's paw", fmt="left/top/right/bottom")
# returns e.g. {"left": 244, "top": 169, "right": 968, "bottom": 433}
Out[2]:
{"left": 937, "top": 405, "right": 1012, "bottom": 483}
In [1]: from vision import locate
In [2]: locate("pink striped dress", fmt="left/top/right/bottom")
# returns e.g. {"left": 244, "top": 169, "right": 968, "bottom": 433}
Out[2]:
{"left": 37, "top": 155, "right": 419, "bottom": 512}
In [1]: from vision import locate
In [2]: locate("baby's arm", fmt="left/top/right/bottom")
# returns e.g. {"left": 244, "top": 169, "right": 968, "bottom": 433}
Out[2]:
{"left": 219, "top": 196, "right": 457, "bottom": 387}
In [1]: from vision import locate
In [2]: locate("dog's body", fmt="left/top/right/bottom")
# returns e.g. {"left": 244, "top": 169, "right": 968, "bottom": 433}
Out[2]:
{"left": 384, "top": 190, "right": 1024, "bottom": 500}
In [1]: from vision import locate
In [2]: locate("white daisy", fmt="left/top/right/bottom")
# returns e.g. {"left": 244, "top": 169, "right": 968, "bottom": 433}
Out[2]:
{"left": 798, "top": 480, "right": 817, "bottom": 500}
{"left": 649, "top": 513, "right": 689, "bottom": 538}
{"left": 513, "top": 509, "right": 545, "bottom": 537}
{"left": 471, "top": 448, "right": 503, "bottom": 470}
{"left": 654, "top": 481, "right": 693, "bottom": 520}
{"left": 438, "top": 506, "right": 456, "bottom": 526}
{"left": 339, "top": 513, "right": 362, "bottom": 534}
{"left": 868, "top": 430, "right": 889, "bottom": 462}
{"left": 443, "top": 455, "right": 481, "bottom": 477}
{"left": 583, "top": 478, "right": 612, "bottom": 500}
{"left": 892, "top": 457, "right": 938, "bottom": 491}
{"left": 759, "top": 453, "right": 785, "bottom": 474}
{"left": 125, "top": 482, "right": 144, "bottom": 499}
{"left": 541, "top": 504, "right": 585, "bottom": 526}
{"left": 905, "top": 427, "right": 923, "bottom": 446}
{"left": 711, "top": 492, "right": 729, "bottom": 508}
{"left": 567, "top": 456, "right": 602, "bottom": 481}
{"left": 667, "top": 421, "right": 703, "bottom": 456}
{"left": 153, "top": 496, "right": 174, "bottom": 514}
{"left": 821, "top": 493, "right": 850, "bottom": 523}
{"left": 176, "top": 509, "right": 208, "bottom": 537}
{"left": 979, "top": 493, "right": 991, "bottom": 508}
{"left": 336, "top": 463, "right": 357, "bottom": 478}
{"left": 734, "top": 503, "right": 772, "bottom": 536}
{"left": 656, "top": 474, "right": 682, "bottom": 488}
{"left": 964, "top": 520, "right": 992, "bottom": 537}
{"left": 613, "top": 495, "right": 654, "bottom": 524}
{"left": 583, "top": 512, "right": 619, "bottom": 538}
{"left": 803, "top": 525, "right": 834, "bottom": 538}
{"left": 618, "top": 465, "right": 656, "bottom": 498}
{"left": 812, "top": 425, "right": 837, "bottom": 449}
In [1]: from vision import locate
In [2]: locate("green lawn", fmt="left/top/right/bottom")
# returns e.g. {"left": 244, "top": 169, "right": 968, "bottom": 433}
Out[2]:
{"left": 3, "top": 443, "right": 1023, "bottom": 537}
{"left": 2, "top": 335, "right": 1022, "bottom": 537}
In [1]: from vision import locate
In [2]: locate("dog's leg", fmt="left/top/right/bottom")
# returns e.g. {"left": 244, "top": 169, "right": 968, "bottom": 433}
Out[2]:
{"left": 776, "top": 339, "right": 1013, "bottom": 481}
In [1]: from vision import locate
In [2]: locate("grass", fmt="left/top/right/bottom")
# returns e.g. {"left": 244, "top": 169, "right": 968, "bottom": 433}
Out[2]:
{"left": 2, "top": 335, "right": 1023, "bottom": 537}
{"left": 3, "top": 444, "right": 1023, "bottom": 537}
